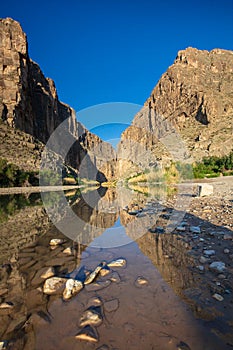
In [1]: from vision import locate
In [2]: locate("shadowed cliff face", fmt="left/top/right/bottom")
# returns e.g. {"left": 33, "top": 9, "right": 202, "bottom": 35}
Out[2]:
{"left": 117, "top": 47, "right": 233, "bottom": 178}
{"left": 0, "top": 18, "right": 116, "bottom": 181}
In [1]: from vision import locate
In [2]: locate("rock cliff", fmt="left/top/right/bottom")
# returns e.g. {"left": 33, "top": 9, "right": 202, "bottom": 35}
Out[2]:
{"left": 0, "top": 18, "right": 116, "bottom": 181}
{"left": 117, "top": 47, "right": 233, "bottom": 178}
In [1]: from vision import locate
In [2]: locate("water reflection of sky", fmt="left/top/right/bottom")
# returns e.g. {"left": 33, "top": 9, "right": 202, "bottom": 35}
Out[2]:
{"left": 89, "top": 217, "right": 133, "bottom": 248}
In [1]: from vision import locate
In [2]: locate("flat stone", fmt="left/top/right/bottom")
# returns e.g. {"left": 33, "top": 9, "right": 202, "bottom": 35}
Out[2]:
{"left": 49, "top": 238, "right": 66, "bottom": 246}
{"left": 176, "top": 226, "right": 186, "bottom": 232}
{"left": 212, "top": 293, "right": 224, "bottom": 301}
{"left": 85, "top": 280, "right": 111, "bottom": 292}
{"left": 224, "top": 233, "right": 233, "bottom": 240}
{"left": 43, "top": 277, "right": 67, "bottom": 295}
{"left": 203, "top": 250, "right": 216, "bottom": 256}
{"left": 40, "top": 267, "right": 55, "bottom": 280}
{"left": 80, "top": 306, "right": 103, "bottom": 327}
{"left": 176, "top": 341, "right": 191, "bottom": 350}
{"left": 87, "top": 297, "right": 102, "bottom": 308}
{"left": 209, "top": 261, "right": 225, "bottom": 273}
{"left": 84, "top": 262, "right": 106, "bottom": 285}
{"left": 0, "top": 302, "right": 14, "bottom": 309}
{"left": 75, "top": 325, "right": 99, "bottom": 343}
{"left": 96, "top": 345, "right": 109, "bottom": 350}
{"left": 99, "top": 266, "right": 111, "bottom": 277}
{"left": 109, "top": 271, "right": 121, "bottom": 284}
{"left": 62, "top": 247, "right": 73, "bottom": 255}
{"left": 135, "top": 276, "right": 149, "bottom": 287}
{"left": 104, "top": 299, "right": 119, "bottom": 313}
{"left": 190, "top": 226, "right": 201, "bottom": 234}
{"left": 108, "top": 258, "right": 126, "bottom": 268}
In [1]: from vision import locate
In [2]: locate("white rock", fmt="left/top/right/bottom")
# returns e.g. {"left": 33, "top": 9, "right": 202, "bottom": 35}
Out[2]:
{"left": 49, "top": 238, "right": 65, "bottom": 246}
{"left": 212, "top": 293, "right": 224, "bottom": 301}
{"left": 209, "top": 261, "right": 225, "bottom": 273}
{"left": 203, "top": 249, "right": 216, "bottom": 256}
{"left": 224, "top": 248, "right": 230, "bottom": 254}
{"left": 197, "top": 184, "right": 214, "bottom": 197}
{"left": 135, "top": 276, "right": 149, "bottom": 286}
{"left": 75, "top": 325, "right": 99, "bottom": 343}
{"left": 43, "top": 277, "right": 67, "bottom": 295}
{"left": 63, "top": 279, "right": 83, "bottom": 300}
{"left": 108, "top": 258, "right": 126, "bottom": 268}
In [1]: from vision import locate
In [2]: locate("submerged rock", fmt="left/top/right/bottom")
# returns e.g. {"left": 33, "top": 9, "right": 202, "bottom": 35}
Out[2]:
{"left": 87, "top": 297, "right": 102, "bottom": 308}
{"left": 135, "top": 276, "right": 149, "bottom": 287}
{"left": 43, "top": 277, "right": 67, "bottom": 295}
{"left": 85, "top": 280, "right": 111, "bottom": 292}
{"left": 104, "top": 299, "right": 119, "bottom": 313}
{"left": 75, "top": 325, "right": 99, "bottom": 343}
{"left": 176, "top": 341, "right": 191, "bottom": 350}
{"left": 80, "top": 306, "right": 103, "bottom": 327}
{"left": 84, "top": 262, "right": 106, "bottom": 285}
{"left": 109, "top": 271, "right": 121, "bottom": 283}
{"left": 108, "top": 258, "right": 126, "bottom": 268}
{"left": 63, "top": 279, "right": 83, "bottom": 300}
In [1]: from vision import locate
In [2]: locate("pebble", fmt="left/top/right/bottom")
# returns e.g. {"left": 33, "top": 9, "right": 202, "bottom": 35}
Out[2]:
{"left": 80, "top": 306, "right": 103, "bottom": 327}
{"left": 62, "top": 247, "right": 73, "bottom": 255}
{"left": 135, "top": 276, "right": 149, "bottom": 287}
{"left": 84, "top": 262, "right": 106, "bottom": 285}
{"left": 0, "top": 341, "right": 7, "bottom": 350}
{"left": 0, "top": 302, "right": 14, "bottom": 309}
{"left": 43, "top": 277, "right": 67, "bottom": 295}
{"left": 108, "top": 258, "right": 126, "bottom": 268}
{"left": 87, "top": 297, "right": 102, "bottom": 308}
{"left": 63, "top": 279, "right": 83, "bottom": 300}
{"left": 190, "top": 226, "right": 201, "bottom": 234}
{"left": 197, "top": 265, "right": 204, "bottom": 272}
{"left": 209, "top": 261, "right": 225, "bottom": 273}
{"left": 109, "top": 272, "right": 121, "bottom": 284}
{"left": 176, "top": 341, "right": 191, "bottom": 350}
{"left": 212, "top": 293, "right": 224, "bottom": 301}
{"left": 99, "top": 266, "right": 111, "bottom": 277}
{"left": 49, "top": 238, "right": 66, "bottom": 246}
{"left": 223, "top": 248, "right": 230, "bottom": 254}
{"left": 199, "top": 256, "right": 208, "bottom": 264}
{"left": 203, "top": 250, "right": 215, "bottom": 256}
{"left": 224, "top": 234, "right": 233, "bottom": 240}
{"left": 218, "top": 274, "right": 226, "bottom": 279}
{"left": 40, "top": 267, "right": 55, "bottom": 279}
{"left": 75, "top": 325, "right": 99, "bottom": 343}
{"left": 85, "top": 280, "right": 111, "bottom": 292}
{"left": 96, "top": 345, "right": 109, "bottom": 350}
{"left": 176, "top": 226, "right": 186, "bottom": 232}
{"left": 104, "top": 299, "right": 119, "bottom": 313}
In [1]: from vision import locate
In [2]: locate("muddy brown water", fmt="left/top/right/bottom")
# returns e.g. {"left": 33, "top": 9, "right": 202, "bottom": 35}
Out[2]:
{"left": 0, "top": 187, "right": 231, "bottom": 349}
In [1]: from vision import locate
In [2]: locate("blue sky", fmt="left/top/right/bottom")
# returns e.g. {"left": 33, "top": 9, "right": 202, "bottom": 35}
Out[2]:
{"left": 1, "top": 0, "right": 233, "bottom": 141}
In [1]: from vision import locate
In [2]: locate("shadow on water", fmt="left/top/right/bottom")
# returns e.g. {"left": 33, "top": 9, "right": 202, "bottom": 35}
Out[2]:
{"left": 0, "top": 185, "right": 232, "bottom": 349}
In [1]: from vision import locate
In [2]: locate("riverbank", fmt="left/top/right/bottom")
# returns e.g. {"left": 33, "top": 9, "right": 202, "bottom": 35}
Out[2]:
{"left": 0, "top": 185, "right": 80, "bottom": 195}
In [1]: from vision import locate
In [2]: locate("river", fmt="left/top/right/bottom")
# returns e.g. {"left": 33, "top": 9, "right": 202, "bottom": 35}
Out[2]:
{"left": 0, "top": 185, "right": 230, "bottom": 349}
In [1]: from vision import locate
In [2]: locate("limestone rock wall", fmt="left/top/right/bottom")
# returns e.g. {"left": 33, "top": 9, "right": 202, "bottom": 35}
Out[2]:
{"left": 0, "top": 18, "right": 116, "bottom": 181}
{"left": 117, "top": 47, "right": 233, "bottom": 178}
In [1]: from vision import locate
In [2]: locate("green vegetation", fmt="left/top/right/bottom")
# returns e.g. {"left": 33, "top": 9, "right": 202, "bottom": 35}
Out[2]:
{"left": 0, "top": 193, "right": 42, "bottom": 223}
{"left": 0, "top": 158, "right": 39, "bottom": 187}
{"left": 192, "top": 152, "right": 233, "bottom": 178}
